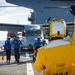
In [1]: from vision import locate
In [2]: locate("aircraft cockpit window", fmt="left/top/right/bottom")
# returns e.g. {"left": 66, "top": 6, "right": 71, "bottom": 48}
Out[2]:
{"left": 35, "top": 30, "right": 41, "bottom": 35}
{"left": 26, "top": 30, "right": 41, "bottom": 36}
{"left": 27, "top": 30, "right": 35, "bottom": 36}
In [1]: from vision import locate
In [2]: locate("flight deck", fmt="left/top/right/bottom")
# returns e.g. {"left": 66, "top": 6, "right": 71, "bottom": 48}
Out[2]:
{"left": 0, "top": 50, "right": 42, "bottom": 75}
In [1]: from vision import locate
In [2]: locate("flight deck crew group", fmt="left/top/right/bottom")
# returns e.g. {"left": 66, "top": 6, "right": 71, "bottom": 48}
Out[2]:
{"left": 4, "top": 35, "right": 46, "bottom": 63}
{"left": 4, "top": 36, "right": 22, "bottom": 63}
{"left": 2, "top": 3, "right": 75, "bottom": 75}
{"left": 3, "top": 19, "right": 75, "bottom": 75}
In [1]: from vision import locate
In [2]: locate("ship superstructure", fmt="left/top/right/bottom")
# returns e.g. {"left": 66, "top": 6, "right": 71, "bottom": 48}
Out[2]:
{"left": 6, "top": 0, "right": 75, "bottom": 24}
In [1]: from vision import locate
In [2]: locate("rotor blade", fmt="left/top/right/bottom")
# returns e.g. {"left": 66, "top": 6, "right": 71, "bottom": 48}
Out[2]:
{"left": 44, "top": 6, "right": 70, "bottom": 9}
{"left": 0, "top": 6, "right": 20, "bottom": 7}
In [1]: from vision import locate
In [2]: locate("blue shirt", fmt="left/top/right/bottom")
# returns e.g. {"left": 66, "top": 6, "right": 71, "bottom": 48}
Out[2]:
{"left": 12, "top": 40, "right": 22, "bottom": 49}
{"left": 34, "top": 39, "right": 42, "bottom": 48}
{"left": 4, "top": 40, "right": 11, "bottom": 50}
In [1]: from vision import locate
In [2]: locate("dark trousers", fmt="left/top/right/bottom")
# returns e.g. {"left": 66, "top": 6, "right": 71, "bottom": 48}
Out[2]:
{"left": 14, "top": 49, "right": 20, "bottom": 61}
{"left": 6, "top": 50, "right": 11, "bottom": 61}
{"left": 33, "top": 47, "right": 40, "bottom": 62}
{"left": 35, "top": 47, "right": 40, "bottom": 56}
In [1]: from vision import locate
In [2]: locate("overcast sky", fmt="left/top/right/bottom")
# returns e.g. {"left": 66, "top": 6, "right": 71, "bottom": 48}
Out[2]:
{"left": 0, "top": 0, "right": 32, "bottom": 40}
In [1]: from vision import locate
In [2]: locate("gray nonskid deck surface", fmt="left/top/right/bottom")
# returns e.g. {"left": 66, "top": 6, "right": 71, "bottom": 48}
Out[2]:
{"left": 0, "top": 51, "right": 42, "bottom": 75}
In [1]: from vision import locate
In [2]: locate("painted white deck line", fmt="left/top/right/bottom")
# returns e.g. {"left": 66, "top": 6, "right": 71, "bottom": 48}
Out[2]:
{"left": 26, "top": 52, "right": 35, "bottom": 75}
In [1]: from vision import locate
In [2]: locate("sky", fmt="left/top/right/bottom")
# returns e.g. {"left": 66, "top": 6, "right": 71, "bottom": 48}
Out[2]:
{"left": 0, "top": 0, "right": 32, "bottom": 40}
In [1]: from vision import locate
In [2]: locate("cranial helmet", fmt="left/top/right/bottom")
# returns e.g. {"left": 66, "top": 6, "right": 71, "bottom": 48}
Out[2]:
{"left": 49, "top": 19, "right": 66, "bottom": 38}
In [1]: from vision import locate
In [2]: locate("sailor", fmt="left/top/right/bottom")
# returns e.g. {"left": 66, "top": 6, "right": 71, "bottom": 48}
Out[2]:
{"left": 34, "top": 36, "right": 42, "bottom": 55}
{"left": 33, "top": 36, "right": 42, "bottom": 62}
{"left": 12, "top": 36, "right": 22, "bottom": 63}
{"left": 4, "top": 36, "right": 11, "bottom": 63}
{"left": 34, "top": 19, "right": 75, "bottom": 75}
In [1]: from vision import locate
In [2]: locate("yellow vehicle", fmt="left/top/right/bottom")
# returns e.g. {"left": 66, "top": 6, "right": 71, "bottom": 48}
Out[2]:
{"left": 34, "top": 19, "right": 75, "bottom": 75}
